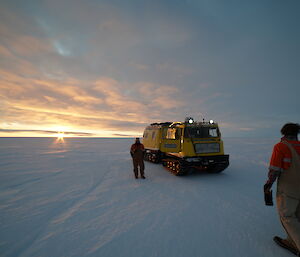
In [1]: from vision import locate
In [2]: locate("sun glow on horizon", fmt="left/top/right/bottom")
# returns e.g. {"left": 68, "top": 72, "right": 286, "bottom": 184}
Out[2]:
{"left": 52, "top": 126, "right": 71, "bottom": 140}
{"left": 0, "top": 122, "right": 143, "bottom": 138}
{"left": 55, "top": 131, "right": 65, "bottom": 143}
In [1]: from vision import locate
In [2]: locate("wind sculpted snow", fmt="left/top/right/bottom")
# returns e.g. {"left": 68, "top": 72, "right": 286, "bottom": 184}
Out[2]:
{"left": 0, "top": 137, "right": 291, "bottom": 257}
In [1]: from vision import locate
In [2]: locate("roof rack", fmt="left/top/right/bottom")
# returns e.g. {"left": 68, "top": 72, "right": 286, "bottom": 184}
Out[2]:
{"left": 150, "top": 122, "right": 172, "bottom": 126}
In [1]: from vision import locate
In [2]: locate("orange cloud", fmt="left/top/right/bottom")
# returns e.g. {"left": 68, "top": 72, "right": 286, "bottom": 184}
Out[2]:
{"left": 1, "top": 66, "right": 187, "bottom": 136}
{"left": 9, "top": 35, "right": 52, "bottom": 57}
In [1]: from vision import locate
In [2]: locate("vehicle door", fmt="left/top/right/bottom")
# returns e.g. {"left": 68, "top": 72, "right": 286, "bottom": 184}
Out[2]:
{"left": 161, "top": 127, "right": 181, "bottom": 153}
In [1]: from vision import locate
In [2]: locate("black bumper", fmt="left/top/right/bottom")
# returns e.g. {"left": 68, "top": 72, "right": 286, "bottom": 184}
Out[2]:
{"left": 183, "top": 154, "right": 229, "bottom": 169}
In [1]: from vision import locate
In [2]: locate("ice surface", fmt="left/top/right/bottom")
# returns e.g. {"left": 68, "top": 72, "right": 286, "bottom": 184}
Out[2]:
{"left": 0, "top": 137, "right": 291, "bottom": 257}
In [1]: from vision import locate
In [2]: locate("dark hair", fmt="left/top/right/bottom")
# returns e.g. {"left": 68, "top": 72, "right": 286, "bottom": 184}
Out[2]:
{"left": 281, "top": 123, "right": 300, "bottom": 136}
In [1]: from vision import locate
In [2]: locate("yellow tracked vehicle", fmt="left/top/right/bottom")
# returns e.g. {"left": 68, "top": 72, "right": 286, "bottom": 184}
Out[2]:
{"left": 142, "top": 117, "right": 229, "bottom": 175}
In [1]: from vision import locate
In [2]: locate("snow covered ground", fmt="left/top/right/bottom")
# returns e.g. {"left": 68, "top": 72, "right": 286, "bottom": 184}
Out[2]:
{"left": 0, "top": 137, "right": 292, "bottom": 257}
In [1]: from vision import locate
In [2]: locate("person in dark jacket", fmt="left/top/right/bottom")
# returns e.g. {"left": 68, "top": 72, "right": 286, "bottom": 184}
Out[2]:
{"left": 130, "top": 138, "right": 145, "bottom": 179}
{"left": 264, "top": 123, "right": 300, "bottom": 256}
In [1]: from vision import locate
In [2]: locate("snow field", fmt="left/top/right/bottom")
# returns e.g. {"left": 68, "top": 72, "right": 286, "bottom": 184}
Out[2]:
{"left": 0, "top": 137, "right": 291, "bottom": 257}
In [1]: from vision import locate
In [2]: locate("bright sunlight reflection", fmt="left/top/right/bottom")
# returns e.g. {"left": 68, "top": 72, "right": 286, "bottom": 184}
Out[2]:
{"left": 55, "top": 132, "right": 65, "bottom": 143}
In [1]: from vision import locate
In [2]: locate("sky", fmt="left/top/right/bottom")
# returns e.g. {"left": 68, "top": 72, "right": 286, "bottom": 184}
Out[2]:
{"left": 0, "top": 0, "right": 299, "bottom": 137}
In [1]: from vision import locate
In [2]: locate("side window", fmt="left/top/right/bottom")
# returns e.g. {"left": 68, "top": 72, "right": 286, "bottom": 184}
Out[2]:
{"left": 166, "top": 128, "right": 180, "bottom": 139}
{"left": 152, "top": 131, "right": 156, "bottom": 139}
{"left": 162, "top": 128, "right": 168, "bottom": 139}
{"left": 143, "top": 131, "right": 148, "bottom": 138}
{"left": 209, "top": 128, "right": 218, "bottom": 137}
{"left": 176, "top": 128, "right": 182, "bottom": 139}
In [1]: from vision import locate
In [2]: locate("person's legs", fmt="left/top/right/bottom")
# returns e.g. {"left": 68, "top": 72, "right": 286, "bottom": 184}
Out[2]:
{"left": 284, "top": 199, "right": 300, "bottom": 250}
{"left": 273, "top": 236, "right": 299, "bottom": 255}
{"left": 133, "top": 159, "right": 138, "bottom": 178}
{"left": 138, "top": 160, "right": 145, "bottom": 178}
{"left": 276, "top": 193, "right": 300, "bottom": 252}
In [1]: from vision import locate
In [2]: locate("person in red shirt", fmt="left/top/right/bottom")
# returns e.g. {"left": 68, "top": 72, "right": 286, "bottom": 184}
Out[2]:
{"left": 264, "top": 123, "right": 300, "bottom": 256}
{"left": 130, "top": 138, "right": 145, "bottom": 179}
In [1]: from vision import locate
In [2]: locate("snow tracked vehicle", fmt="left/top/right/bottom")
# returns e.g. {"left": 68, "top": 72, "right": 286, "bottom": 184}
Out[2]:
{"left": 142, "top": 117, "right": 229, "bottom": 175}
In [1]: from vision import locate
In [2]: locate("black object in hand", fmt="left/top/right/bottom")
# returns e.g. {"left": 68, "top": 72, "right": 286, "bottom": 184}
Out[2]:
{"left": 264, "top": 190, "right": 273, "bottom": 206}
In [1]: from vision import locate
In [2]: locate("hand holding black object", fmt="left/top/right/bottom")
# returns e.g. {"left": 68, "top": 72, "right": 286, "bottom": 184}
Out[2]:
{"left": 264, "top": 183, "right": 273, "bottom": 206}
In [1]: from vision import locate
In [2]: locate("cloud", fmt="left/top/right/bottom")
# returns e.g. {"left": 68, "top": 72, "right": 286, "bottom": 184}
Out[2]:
{"left": 1, "top": 0, "right": 299, "bottom": 137}
{"left": 239, "top": 127, "right": 255, "bottom": 131}
{"left": 0, "top": 129, "right": 94, "bottom": 137}
{"left": 0, "top": 8, "right": 53, "bottom": 57}
{"left": 113, "top": 133, "right": 137, "bottom": 137}
{"left": 0, "top": 45, "right": 13, "bottom": 57}
{"left": 0, "top": 62, "right": 186, "bottom": 136}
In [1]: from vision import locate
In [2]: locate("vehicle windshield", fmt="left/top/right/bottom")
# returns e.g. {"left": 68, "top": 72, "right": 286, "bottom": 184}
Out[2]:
{"left": 184, "top": 126, "right": 219, "bottom": 138}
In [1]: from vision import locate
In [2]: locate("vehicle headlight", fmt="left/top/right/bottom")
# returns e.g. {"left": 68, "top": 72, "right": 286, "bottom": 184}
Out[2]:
{"left": 195, "top": 143, "right": 220, "bottom": 153}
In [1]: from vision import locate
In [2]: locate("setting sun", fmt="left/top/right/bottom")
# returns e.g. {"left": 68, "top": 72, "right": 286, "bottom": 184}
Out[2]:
{"left": 55, "top": 132, "right": 65, "bottom": 142}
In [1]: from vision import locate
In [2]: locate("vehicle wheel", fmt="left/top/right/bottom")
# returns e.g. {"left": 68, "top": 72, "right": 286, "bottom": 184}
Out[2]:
{"left": 152, "top": 154, "right": 158, "bottom": 163}
{"left": 174, "top": 161, "right": 186, "bottom": 176}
